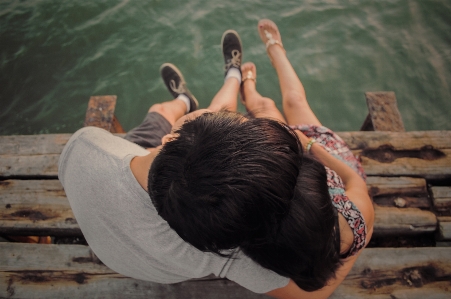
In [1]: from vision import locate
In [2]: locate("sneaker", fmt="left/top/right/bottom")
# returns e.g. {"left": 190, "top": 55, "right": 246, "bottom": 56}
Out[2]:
{"left": 221, "top": 30, "right": 242, "bottom": 77}
{"left": 160, "top": 63, "right": 199, "bottom": 113}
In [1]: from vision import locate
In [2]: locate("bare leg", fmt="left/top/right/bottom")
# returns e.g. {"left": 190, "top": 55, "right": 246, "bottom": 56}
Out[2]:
{"left": 148, "top": 99, "right": 186, "bottom": 126}
{"left": 258, "top": 19, "right": 322, "bottom": 127}
{"left": 241, "top": 62, "right": 285, "bottom": 122}
{"left": 207, "top": 78, "right": 239, "bottom": 112}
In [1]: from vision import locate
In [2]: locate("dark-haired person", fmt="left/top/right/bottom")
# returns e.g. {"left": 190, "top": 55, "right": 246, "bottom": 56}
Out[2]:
{"left": 236, "top": 19, "right": 374, "bottom": 298}
{"left": 58, "top": 30, "right": 304, "bottom": 294}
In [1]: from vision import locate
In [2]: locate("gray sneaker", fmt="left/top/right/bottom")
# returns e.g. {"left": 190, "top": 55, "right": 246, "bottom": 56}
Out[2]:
{"left": 160, "top": 63, "right": 199, "bottom": 113}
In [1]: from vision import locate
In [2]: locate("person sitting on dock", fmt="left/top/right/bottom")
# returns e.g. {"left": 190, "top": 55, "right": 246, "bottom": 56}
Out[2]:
{"left": 59, "top": 30, "right": 305, "bottom": 295}
{"left": 229, "top": 19, "right": 374, "bottom": 298}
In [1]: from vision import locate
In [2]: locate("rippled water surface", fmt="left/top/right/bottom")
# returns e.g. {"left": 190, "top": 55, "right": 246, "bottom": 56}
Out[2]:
{"left": 1, "top": 0, "right": 450, "bottom": 134}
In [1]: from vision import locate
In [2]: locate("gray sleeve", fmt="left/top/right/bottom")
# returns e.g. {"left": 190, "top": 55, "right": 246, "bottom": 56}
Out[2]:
{"left": 221, "top": 249, "right": 290, "bottom": 294}
{"left": 58, "top": 127, "right": 94, "bottom": 187}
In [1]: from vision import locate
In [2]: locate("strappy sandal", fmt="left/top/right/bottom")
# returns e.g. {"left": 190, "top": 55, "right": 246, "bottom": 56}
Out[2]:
{"left": 242, "top": 70, "right": 256, "bottom": 84}
{"left": 258, "top": 19, "right": 286, "bottom": 65}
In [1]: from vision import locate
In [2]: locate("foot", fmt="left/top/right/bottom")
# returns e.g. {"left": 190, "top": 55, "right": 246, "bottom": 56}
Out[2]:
{"left": 221, "top": 30, "right": 242, "bottom": 78}
{"left": 258, "top": 19, "right": 286, "bottom": 63}
{"left": 239, "top": 62, "right": 257, "bottom": 105}
{"left": 160, "top": 63, "right": 199, "bottom": 113}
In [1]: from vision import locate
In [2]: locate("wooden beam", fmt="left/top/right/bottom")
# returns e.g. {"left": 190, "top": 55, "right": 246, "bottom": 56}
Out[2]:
{"left": 0, "top": 180, "right": 80, "bottom": 236}
{"left": 437, "top": 217, "right": 451, "bottom": 241}
{"left": 431, "top": 187, "right": 451, "bottom": 212}
{"left": 1, "top": 131, "right": 449, "bottom": 178}
{"left": 366, "top": 177, "right": 429, "bottom": 208}
{"left": 1, "top": 243, "right": 450, "bottom": 298}
{"left": 358, "top": 150, "right": 451, "bottom": 180}
{"left": 360, "top": 91, "right": 405, "bottom": 132}
{"left": 338, "top": 130, "right": 451, "bottom": 150}
{"left": 0, "top": 180, "right": 438, "bottom": 237}
{"left": 373, "top": 205, "right": 437, "bottom": 236}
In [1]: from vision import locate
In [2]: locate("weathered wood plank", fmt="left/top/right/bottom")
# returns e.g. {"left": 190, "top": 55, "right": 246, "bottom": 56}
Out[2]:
{"left": 358, "top": 150, "right": 451, "bottom": 180}
{"left": 1, "top": 131, "right": 448, "bottom": 156}
{"left": 0, "top": 134, "right": 70, "bottom": 155}
{"left": 0, "top": 180, "right": 438, "bottom": 237}
{"left": 437, "top": 217, "right": 451, "bottom": 241}
{"left": 0, "top": 180, "right": 80, "bottom": 236}
{"left": 0, "top": 154, "right": 60, "bottom": 177}
{"left": 1, "top": 243, "right": 450, "bottom": 298}
{"left": 338, "top": 130, "right": 451, "bottom": 150}
{"left": 6, "top": 151, "right": 447, "bottom": 179}
{"left": 431, "top": 187, "right": 451, "bottom": 212}
{"left": 360, "top": 91, "right": 405, "bottom": 132}
{"left": 1, "top": 131, "right": 449, "bottom": 178}
{"left": 373, "top": 205, "right": 437, "bottom": 236}
{"left": 366, "top": 177, "right": 429, "bottom": 208}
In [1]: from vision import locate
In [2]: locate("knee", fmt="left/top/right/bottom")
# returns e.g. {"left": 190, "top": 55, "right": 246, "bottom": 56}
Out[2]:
{"left": 148, "top": 103, "right": 165, "bottom": 114}
{"left": 254, "top": 97, "right": 278, "bottom": 111}
{"left": 283, "top": 91, "right": 306, "bottom": 110}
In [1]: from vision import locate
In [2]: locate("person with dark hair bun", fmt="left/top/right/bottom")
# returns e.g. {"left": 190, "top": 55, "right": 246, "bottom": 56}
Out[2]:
{"left": 237, "top": 19, "right": 375, "bottom": 298}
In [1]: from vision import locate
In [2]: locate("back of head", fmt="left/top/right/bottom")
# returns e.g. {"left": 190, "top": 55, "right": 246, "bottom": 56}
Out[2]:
{"left": 148, "top": 111, "right": 303, "bottom": 254}
{"left": 241, "top": 155, "right": 342, "bottom": 291}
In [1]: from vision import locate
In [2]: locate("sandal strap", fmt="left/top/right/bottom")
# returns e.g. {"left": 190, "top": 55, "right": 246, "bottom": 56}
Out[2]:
{"left": 264, "top": 30, "right": 285, "bottom": 52}
{"left": 242, "top": 70, "right": 256, "bottom": 83}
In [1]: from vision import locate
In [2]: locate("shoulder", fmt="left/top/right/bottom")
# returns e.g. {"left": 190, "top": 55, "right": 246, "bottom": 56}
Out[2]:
{"left": 58, "top": 127, "right": 147, "bottom": 185}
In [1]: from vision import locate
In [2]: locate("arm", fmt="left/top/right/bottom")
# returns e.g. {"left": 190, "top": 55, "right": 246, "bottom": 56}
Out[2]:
{"left": 264, "top": 131, "right": 375, "bottom": 299}
{"left": 266, "top": 223, "right": 375, "bottom": 299}
{"left": 296, "top": 131, "right": 374, "bottom": 226}
{"left": 266, "top": 252, "right": 361, "bottom": 299}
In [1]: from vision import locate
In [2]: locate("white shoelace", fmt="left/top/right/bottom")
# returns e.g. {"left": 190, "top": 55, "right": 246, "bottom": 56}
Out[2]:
{"left": 224, "top": 49, "right": 241, "bottom": 71}
{"left": 170, "top": 79, "right": 186, "bottom": 93}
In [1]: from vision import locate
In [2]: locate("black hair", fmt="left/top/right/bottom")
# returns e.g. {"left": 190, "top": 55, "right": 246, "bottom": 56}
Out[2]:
{"left": 241, "top": 155, "right": 342, "bottom": 291}
{"left": 148, "top": 111, "right": 302, "bottom": 255}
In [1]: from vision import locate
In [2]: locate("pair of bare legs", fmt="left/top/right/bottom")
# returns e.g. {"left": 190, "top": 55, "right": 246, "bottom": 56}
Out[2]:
{"left": 242, "top": 19, "right": 322, "bottom": 127}
{"left": 148, "top": 19, "right": 319, "bottom": 129}
{"left": 147, "top": 75, "right": 240, "bottom": 126}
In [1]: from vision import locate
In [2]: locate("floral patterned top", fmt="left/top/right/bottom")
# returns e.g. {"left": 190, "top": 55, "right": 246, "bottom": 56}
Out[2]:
{"left": 291, "top": 125, "right": 367, "bottom": 258}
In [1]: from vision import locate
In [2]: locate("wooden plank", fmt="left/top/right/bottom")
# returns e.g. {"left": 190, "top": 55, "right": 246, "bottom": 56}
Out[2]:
{"left": 0, "top": 134, "right": 124, "bottom": 178}
{"left": 338, "top": 130, "right": 451, "bottom": 150}
{"left": 431, "top": 187, "right": 451, "bottom": 212}
{"left": 360, "top": 91, "right": 405, "bottom": 132}
{"left": 366, "top": 177, "right": 429, "bottom": 208}
{"left": 0, "top": 154, "right": 60, "bottom": 177}
{"left": 437, "top": 217, "right": 451, "bottom": 241}
{"left": 1, "top": 131, "right": 448, "bottom": 156}
{"left": 373, "top": 205, "right": 437, "bottom": 236}
{"left": 0, "top": 180, "right": 438, "bottom": 237}
{"left": 0, "top": 180, "right": 80, "bottom": 236}
{"left": 1, "top": 243, "right": 450, "bottom": 298}
{"left": 5, "top": 151, "right": 447, "bottom": 179}
{"left": 84, "top": 95, "right": 117, "bottom": 131}
{"left": 0, "top": 134, "right": 70, "bottom": 155}
{"left": 358, "top": 150, "right": 451, "bottom": 180}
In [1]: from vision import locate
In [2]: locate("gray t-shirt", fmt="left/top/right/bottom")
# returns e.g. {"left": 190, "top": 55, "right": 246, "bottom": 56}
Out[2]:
{"left": 58, "top": 127, "right": 289, "bottom": 293}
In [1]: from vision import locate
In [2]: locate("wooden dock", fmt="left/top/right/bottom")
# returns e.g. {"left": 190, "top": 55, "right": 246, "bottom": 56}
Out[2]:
{"left": 1, "top": 92, "right": 450, "bottom": 298}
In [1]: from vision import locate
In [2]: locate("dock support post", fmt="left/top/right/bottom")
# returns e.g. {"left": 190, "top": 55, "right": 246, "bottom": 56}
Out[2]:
{"left": 360, "top": 91, "right": 405, "bottom": 132}
{"left": 84, "top": 95, "right": 125, "bottom": 133}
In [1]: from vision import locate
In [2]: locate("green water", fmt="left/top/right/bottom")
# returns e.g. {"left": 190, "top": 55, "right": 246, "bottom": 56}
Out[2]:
{"left": 1, "top": 0, "right": 450, "bottom": 135}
